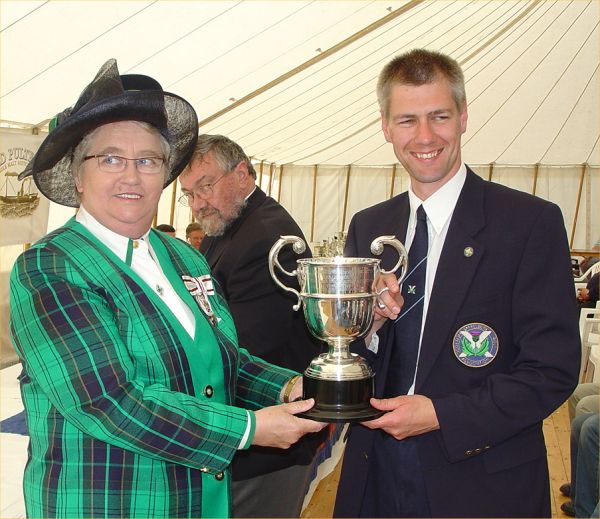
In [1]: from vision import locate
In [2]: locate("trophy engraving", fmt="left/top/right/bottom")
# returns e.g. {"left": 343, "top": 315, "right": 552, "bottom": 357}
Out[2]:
{"left": 268, "top": 235, "right": 408, "bottom": 422}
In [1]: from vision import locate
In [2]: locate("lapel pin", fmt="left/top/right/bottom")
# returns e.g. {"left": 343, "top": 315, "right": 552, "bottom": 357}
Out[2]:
{"left": 464, "top": 246, "right": 474, "bottom": 257}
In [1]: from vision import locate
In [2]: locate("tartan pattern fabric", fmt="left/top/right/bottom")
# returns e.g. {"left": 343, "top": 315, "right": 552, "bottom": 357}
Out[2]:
{"left": 9, "top": 218, "right": 295, "bottom": 518}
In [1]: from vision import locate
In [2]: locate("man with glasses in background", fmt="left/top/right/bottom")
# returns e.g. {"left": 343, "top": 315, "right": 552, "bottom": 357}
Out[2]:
{"left": 179, "top": 134, "right": 326, "bottom": 518}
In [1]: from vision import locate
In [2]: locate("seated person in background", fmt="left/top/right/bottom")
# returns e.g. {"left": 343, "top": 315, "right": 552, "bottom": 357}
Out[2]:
{"left": 154, "top": 223, "right": 176, "bottom": 237}
{"left": 568, "top": 383, "right": 600, "bottom": 421}
{"left": 186, "top": 221, "right": 205, "bottom": 249}
{"left": 577, "top": 272, "right": 599, "bottom": 308}
{"left": 9, "top": 59, "right": 325, "bottom": 519}
{"left": 560, "top": 413, "right": 599, "bottom": 518}
{"left": 561, "top": 383, "right": 600, "bottom": 503}
{"left": 579, "top": 241, "right": 600, "bottom": 277}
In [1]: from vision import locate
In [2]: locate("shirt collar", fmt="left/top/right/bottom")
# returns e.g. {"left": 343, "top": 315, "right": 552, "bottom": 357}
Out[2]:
{"left": 76, "top": 206, "right": 150, "bottom": 263}
{"left": 245, "top": 186, "right": 257, "bottom": 202}
{"left": 408, "top": 163, "right": 467, "bottom": 235}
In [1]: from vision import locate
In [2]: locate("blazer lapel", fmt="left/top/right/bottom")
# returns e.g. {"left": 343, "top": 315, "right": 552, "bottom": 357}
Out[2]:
{"left": 200, "top": 235, "right": 228, "bottom": 268}
{"left": 375, "top": 196, "right": 410, "bottom": 394}
{"left": 415, "top": 170, "right": 487, "bottom": 389}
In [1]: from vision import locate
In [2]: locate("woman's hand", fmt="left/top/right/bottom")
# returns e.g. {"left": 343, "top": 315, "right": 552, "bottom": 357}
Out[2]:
{"left": 252, "top": 399, "right": 328, "bottom": 448}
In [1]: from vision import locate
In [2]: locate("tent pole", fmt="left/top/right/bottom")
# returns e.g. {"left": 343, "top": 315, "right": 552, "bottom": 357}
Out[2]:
{"left": 310, "top": 165, "right": 318, "bottom": 243}
{"left": 390, "top": 164, "right": 397, "bottom": 199}
{"left": 268, "top": 163, "right": 275, "bottom": 196}
{"left": 169, "top": 179, "right": 177, "bottom": 226}
{"left": 532, "top": 163, "right": 539, "bottom": 196}
{"left": 570, "top": 163, "right": 587, "bottom": 249}
{"left": 341, "top": 164, "right": 351, "bottom": 232}
{"left": 277, "top": 165, "right": 284, "bottom": 201}
{"left": 258, "top": 160, "right": 264, "bottom": 190}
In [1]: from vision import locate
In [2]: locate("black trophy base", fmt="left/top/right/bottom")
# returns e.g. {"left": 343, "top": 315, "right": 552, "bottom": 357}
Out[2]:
{"left": 297, "top": 374, "right": 383, "bottom": 423}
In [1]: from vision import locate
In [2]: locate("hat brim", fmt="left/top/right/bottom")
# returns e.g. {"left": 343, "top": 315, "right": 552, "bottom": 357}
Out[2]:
{"left": 27, "top": 90, "right": 197, "bottom": 207}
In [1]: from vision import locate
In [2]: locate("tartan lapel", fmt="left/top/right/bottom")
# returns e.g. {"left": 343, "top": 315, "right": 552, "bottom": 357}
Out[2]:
{"left": 149, "top": 231, "right": 241, "bottom": 403}
{"left": 64, "top": 220, "right": 199, "bottom": 345}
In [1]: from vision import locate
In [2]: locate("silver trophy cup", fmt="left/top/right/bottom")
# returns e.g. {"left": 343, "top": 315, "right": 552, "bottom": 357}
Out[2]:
{"left": 268, "top": 235, "right": 408, "bottom": 422}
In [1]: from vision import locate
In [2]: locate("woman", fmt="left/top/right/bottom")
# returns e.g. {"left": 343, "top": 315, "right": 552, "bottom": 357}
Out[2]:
{"left": 9, "top": 59, "right": 323, "bottom": 518}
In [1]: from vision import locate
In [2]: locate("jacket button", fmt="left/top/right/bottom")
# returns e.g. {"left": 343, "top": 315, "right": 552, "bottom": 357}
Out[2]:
{"left": 483, "top": 445, "right": 491, "bottom": 450}
{"left": 204, "top": 385, "right": 214, "bottom": 398}
{"left": 465, "top": 449, "right": 473, "bottom": 456}
{"left": 474, "top": 448, "right": 482, "bottom": 454}
{"left": 215, "top": 471, "right": 224, "bottom": 481}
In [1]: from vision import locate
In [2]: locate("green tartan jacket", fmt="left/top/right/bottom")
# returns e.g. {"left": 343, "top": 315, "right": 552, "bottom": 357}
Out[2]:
{"left": 9, "top": 218, "right": 295, "bottom": 518}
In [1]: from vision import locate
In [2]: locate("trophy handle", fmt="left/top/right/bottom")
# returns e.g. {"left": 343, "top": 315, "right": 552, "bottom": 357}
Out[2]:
{"left": 268, "top": 235, "right": 306, "bottom": 311}
{"left": 370, "top": 235, "right": 409, "bottom": 283}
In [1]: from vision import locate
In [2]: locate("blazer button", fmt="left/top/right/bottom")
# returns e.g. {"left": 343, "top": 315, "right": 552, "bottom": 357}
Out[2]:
{"left": 204, "top": 385, "right": 214, "bottom": 398}
{"left": 474, "top": 448, "right": 482, "bottom": 454}
{"left": 465, "top": 449, "right": 473, "bottom": 456}
{"left": 483, "top": 445, "right": 491, "bottom": 450}
{"left": 215, "top": 471, "right": 224, "bottom": 481}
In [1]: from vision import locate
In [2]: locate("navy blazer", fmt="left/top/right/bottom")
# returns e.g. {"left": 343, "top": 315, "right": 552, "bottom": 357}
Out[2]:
{"left": 334, "top": 169, "right": 580, "bottom": 518}
{"left": 200, "top": 187, "right": 324, "bottom": 479}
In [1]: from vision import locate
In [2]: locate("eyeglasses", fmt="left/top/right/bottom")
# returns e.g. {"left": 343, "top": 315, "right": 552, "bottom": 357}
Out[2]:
{"left": 83, "top": 154, "right": 166, "bottom": 174}
{"left": 178, "top": 172, "right": 228, "bottom": 206}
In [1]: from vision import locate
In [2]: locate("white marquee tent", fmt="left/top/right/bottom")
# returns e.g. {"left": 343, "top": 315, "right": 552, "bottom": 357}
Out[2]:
{"left": 1, "top": 0, "right": 598, "bottom": 164}
{"left": 2, "top": 0, "right": 598, "bottom": 247}
{"left": 0, "top": 3, "right": 599, "bottom": 513}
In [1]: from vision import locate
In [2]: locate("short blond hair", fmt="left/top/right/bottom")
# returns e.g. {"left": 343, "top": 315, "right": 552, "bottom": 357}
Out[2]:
{"left": 377, "top": 49, "right": 466, "bottom": 119}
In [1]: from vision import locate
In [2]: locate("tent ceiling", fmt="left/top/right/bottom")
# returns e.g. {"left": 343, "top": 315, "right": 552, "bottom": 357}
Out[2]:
{"left": 1, "top": 0, "right": 598, "bottom": 166}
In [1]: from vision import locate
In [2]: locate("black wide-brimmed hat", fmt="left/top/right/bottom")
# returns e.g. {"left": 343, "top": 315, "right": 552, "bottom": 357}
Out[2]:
{"left": 19, "top": 59, "right": 198, "bottom": 207}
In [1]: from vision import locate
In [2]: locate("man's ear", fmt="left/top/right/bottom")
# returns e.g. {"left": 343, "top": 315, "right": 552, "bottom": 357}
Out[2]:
{"left": 459, "top": 102, "right": 468, "bottom": 135}
{"left": 236, "top": 161, "right": 252, "bottom": 186}
{"left": 381, "top": 111, "right": 392, "bottom": 143}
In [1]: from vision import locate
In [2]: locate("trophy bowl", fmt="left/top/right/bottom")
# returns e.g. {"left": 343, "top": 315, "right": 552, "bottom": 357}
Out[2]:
{"left": 269, "top": 235, "right": 407, "bottom": 422}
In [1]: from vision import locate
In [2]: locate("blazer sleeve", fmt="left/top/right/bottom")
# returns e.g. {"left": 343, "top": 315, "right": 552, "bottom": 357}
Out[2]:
{"left": 432, "top": 203, "right": 581, "bottom": 463}
{"left": 234, "top": 347, "right": 297, "bottom": 410}
{"left": 10, "top": 244, "right": 255, "bottom": 474}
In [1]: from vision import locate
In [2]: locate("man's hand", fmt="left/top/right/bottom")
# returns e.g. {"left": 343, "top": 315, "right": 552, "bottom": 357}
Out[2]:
{"left": 252, "top": 399, "right": 328, "bottom": 448}
{"left": 360, "top": 395, "right": 440, "bottom": 440}
{"left": 367, "top": 273, "right": 404, "bottom": 339}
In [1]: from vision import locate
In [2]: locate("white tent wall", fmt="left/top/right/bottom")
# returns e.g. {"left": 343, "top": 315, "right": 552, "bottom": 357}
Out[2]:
{"left": 168, "top": 161, "right": 600, "bottom": 251}
{"left": 12, "top": 162, "right": 599, "bottom": 250}
{"left": 277, "top": 164, "right": 315, "bottom": 234}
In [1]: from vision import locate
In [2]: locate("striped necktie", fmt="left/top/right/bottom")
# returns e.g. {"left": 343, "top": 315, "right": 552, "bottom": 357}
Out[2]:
{"left": 385, "top": 204, "right": 429, "bottom": 396}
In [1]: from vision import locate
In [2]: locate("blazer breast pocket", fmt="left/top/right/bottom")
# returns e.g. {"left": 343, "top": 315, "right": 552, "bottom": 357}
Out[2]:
{"left": 453, "top": 291, "right": 511, "bottom": 330}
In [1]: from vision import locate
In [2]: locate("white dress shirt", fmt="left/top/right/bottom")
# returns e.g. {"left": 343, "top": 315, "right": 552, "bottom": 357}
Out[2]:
{"left": 371, "top": 164, "right": 467, "bottom": 394}
{"left": 76, "top": 207, "right": 197, "bottom": 337}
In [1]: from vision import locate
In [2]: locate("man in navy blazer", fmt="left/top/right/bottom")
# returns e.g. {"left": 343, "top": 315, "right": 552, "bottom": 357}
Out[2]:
{"left": 333, "top": 49, "right": 580, "bottom": 518}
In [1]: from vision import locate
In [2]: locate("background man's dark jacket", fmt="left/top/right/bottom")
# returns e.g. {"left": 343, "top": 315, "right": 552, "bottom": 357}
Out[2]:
{"left": 200, "top": 187, "right": 324, "bottom": 478}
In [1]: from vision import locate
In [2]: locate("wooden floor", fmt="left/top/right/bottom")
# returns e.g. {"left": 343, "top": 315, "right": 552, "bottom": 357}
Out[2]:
{"left": 302, "top": 403, "right": 572, "bottom": 518}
